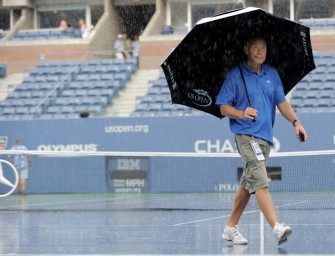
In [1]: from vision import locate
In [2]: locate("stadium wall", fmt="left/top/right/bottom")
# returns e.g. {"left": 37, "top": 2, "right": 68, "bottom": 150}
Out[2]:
{"left": 0, "top": 113, "right": 334, "bottom": 194}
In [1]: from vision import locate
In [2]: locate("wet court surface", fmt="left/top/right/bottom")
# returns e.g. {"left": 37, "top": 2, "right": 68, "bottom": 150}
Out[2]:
{"left": 0, "top": 195, "right": 334, "bottom": 255}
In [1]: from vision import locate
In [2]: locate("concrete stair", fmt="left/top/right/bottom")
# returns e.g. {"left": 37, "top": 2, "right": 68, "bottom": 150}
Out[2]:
{"left": 105, "top": 69, "right": 160, "bottom": 117}
{"left": 0, "top": 73, "right": 25, "bottom": 100}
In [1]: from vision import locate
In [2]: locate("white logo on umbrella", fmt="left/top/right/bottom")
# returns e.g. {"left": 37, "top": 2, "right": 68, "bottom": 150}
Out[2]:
{"left": 188, "top": 89, "right": 212, "bottom": 107}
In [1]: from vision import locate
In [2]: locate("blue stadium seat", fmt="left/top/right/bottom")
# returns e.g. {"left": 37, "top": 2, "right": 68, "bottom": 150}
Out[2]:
{"left": 162, "top": 102, "right": 173, "bottom": 110}
{"left": 87, "top": 105, "right": 103, "bottom": 115}
{"left": 62, "top": 89, "right": 76, "bottom": 97}
{"left": 46, "top": 75, "right": 60, "bottom": 83}
{"left": 155, "top": 110, "right": 172, "bottom": 117}
{"left": 67, "top": 81, "right": 82, "bottom": 90}
{"left": 135, "top": 102, "right": 149, "bottom": 112}
{"left": 307, "top": 82, "right": 321, "bottom": 91}
{"left": 1, "top": 107, "right": 16, "bottom": 115}
{"left": 47, "top": 61, "right": 62, "bottom": 67}
{"left": 302, "top": 98, "right": 317, "bottom": 108}
{"left": 152, "top": 95, "right": 168, "bottom": 103}
{"left": 100, "top": 88, "right": 116, "bottom": 98}
{"left": 85, "top": 89, "right": 100, "bottom": 97}
{"left": 61, "top": 105, "right": 75, "bottom": 114}
{"left": 160, "top": 87, "right": 170, "bottom": 94}
{"left": 88, "top": 59, "right": 101, "bottom": 66}
{"left": 129, "top": 111, "right": 143, "bottom": 117}
{"left": 169, "top": 110, "right": 185, "bottom": 116}
{"left": 290, "top": 98, "right": 303, "bottom": 109}
{"left": 88, "top": 73, "right": 100, "bottom": 81}
{"left": 148, "top": 102, "right": 162, "bottom": 111}
{"left": 23, "top": 76, "right": 35, "bottom": 83}
{"left": 80, "top": 96, "right": 108, "bottom": 107}
{"left": 15, "top": 106, "right": 31, "bottom": 115}
{"left": 317, "top": 98, "right": 331, "bottom": 108}
{"left": 109, "top": 59, "right": 124, "bottom": 66}
{"left": 34, "top": 75, "right": 47, "bottom": 83}
{"left": 100, "top": 73, "right": 114, "bottom": 81}
{"left": 76, "top": 73, "right": 89, "bottom": 81}
{"left": 31, "top": 90, "right": 46, "bottom": 98}
{"left": 323, "top": 81, "right": 334, "bottom": 91}
{"left": 75, "top": 89, "right": 88, "bottom": 97}
{"left": 80, "top": 66, "right": 94, "bottom": 74}
{"left": 136, "top": 111, "right": 156, "bottom": 117}
{"left": 304, "top": 90, "right": 318, "bottom": 99}
{"left": 147, "top": 87, "right": 161, "bottom": 95}
{"left": 47, "top": 105, "right": 62, "bottom": 114}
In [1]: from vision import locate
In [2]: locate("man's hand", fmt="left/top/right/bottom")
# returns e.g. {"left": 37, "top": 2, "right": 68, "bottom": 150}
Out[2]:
{"left": 243, "top": 107, "right": 258, "bottom": 121}
{"left": 294, "top": 120, "right": 307, "bottom": 142}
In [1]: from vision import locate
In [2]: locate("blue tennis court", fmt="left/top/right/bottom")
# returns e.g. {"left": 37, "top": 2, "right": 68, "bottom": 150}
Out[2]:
{"left": 1, "top": 194, "right": 334, "bottom": 255}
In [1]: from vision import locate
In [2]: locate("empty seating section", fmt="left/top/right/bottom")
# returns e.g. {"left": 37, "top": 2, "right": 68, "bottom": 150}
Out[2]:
{"left": 289, "top": 51, "right": 335, "bottom": 112}
{"left": 300, "top": 19, "right": 335, "bottom": 30}
{"left": 131, "top": 71, "right": 206, "bottom": 117}
{"left": 0, "top": 58, "right": 137, "bottom": 120}
{"left": 131, "top": 51, "right": 335, "bottom": 117}
{"left": 12, "top": 28, "right": 82, "bottom": 41}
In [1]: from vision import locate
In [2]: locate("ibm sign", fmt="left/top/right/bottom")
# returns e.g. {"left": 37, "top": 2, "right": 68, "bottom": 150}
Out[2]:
{"left": 106, "top": 156, "right": 149, "bottom": 193}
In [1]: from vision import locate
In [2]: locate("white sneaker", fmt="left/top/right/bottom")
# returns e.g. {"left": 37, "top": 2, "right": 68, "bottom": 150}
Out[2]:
{"left": 222, "top": 225, "right": 248, "bottom": 245}
{"left": 273, "top": 223, "right": 292, "bottom": 245}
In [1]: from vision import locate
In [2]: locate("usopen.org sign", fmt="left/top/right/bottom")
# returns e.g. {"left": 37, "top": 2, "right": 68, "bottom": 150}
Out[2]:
{"left": 187, "top": 88, "right": 212, "bottom": 107}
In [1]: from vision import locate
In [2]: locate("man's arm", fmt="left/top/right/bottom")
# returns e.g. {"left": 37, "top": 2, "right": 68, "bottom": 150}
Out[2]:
{"left": 220, "top": 105, "right": 258, "bottom": 120}
{"left": 277, "top": 101, "right": 307, "bottom": 142}
{"left": 28, "top": 156, "right": 33, "bottom": 169}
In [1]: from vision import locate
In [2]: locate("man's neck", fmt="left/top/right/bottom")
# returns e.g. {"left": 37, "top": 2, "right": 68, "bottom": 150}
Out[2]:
{"left": 246, "top": 61, "right": 262, "bottom": 74}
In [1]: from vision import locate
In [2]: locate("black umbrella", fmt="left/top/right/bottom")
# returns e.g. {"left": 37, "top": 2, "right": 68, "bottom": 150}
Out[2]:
{"left": 161, "top": 7, "right": 316, "bottom": 118}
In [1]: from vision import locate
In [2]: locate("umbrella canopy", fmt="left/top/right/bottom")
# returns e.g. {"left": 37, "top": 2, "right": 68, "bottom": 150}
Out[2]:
{"left": 161, "top": 7, "right": 316, "bottom": 118}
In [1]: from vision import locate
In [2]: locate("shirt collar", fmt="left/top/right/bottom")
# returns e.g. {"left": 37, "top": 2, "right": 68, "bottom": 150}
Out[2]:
{"left": 242, "top": 62, "right": 267, "bottom": 76}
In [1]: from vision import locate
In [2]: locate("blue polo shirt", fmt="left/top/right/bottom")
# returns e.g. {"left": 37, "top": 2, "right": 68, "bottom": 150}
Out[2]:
{"left": 215, "top": 62, "right": 286, "bottom": 145}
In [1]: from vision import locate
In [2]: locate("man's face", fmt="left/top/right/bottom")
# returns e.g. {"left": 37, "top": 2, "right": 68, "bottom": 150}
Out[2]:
{"left": 244, "top": 38, "right": 267, "bottom": 65}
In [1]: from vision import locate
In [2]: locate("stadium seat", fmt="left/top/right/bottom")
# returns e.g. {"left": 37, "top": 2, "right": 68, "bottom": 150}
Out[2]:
{"left": 302, "top": 98, "right": 317, "bottom": 108}
{"left": 147, "top": 87, "right": 161, "bottom": 95}
{"left": 15, "top": 106, "right": 31, "bottom": 115}
{"left": 87, "top": 105, "right": 103, "bottom": 115}
{"left": 304, "top": 91, "right": 318, "bottom": 100}
{"left": 76, "top": 73, "right": 89, "bottom": 81}
{"left": 318, "top": 90, "right": 332, "bottom": 99}
{"left": 88, "top": 74, "right": 100, "bottom": 81}
{"left": 308, "top": 81, "right": 321, "bottom": 91}
{"left": 136, "top": 102, "right": 149, "bottom": 112}
{"left": 1, "top": 107, "right": 16, "bottom": 115}
{"left": 109, "top": 59, "right": 124, "bottom": 66}
{"left": 161, "top": 102, "right": 173, "bottom": 110}
{"left": 161, "top": 25, "right": 174, "bottom": 35}
{"left": 160, "top": 87, "right": 170, "bottom": 95}
{"left": 61, "top": 105, "right": 75, "bottom": 114}
{"left": 62, "top": 89, "right": 76, "bottom": 97}
{"left": 47, "top": 105, "right": 62, "bottom": 114}
{"left": 317, "top": 98, "right": 331, "bottom": 108}
{"left": 46, "top": 75, "right": 60, "bottom": 83}
{"left": 323, "top": 81, "right": 334, "bottom": 91}
{"left": 100, "top": 73, "right": 114, "bottom": 81}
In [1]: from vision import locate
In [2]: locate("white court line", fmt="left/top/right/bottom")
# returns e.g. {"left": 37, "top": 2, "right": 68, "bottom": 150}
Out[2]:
{"left": 173, "top": 209, "right": 260, "bottom": 226}
{"left": 173, "top": 201, "right": 307, "bottom": 226}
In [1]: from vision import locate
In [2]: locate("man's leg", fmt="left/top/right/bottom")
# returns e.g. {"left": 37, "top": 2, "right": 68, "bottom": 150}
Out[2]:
{"left": 19, "top": 179, "right": 26, "bottom": 194}
{"left": 227, "top": 187, "right": 251, "bottom": 227}
{"left": 222, "top": 187, "right": 250, "bottom": 245}
{"left": 255, "top": 187, "right": 277, "bottom": 228}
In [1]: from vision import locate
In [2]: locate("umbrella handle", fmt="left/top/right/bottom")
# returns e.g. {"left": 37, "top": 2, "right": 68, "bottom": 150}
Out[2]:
{"left": 239, "top": 64, "right": 256, "bottom": 122}
{"left": 250, "top": 105, "right": 256, "bottom": 122}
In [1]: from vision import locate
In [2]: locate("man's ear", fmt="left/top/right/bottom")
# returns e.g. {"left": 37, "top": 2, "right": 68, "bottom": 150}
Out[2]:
{"left": 244, "top": 46, "right": 248, "bottom": 55}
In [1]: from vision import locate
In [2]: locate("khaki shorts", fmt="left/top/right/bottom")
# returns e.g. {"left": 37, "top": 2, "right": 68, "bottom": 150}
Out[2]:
{"left": 235, "top": 134, "right": 271, "bottom": 194}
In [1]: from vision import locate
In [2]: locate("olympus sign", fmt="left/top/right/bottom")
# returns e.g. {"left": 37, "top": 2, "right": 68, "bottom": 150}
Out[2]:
{"left": 188, "top": 89, "right": 212, "bottom": 107}
{"left": 37, "top": 144, "right": 98, "bottom": 151}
